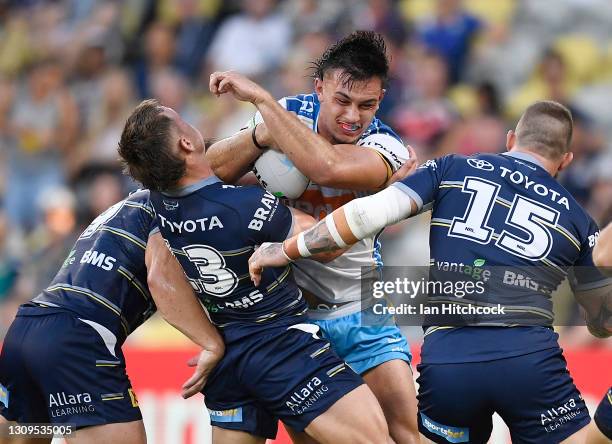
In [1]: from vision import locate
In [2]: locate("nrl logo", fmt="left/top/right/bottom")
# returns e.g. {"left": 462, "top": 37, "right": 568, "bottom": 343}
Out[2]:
{"left": 163, "top": 200, "right": 179, "bottom": 211}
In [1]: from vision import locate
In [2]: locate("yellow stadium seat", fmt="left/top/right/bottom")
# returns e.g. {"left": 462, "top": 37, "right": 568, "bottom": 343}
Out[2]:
{"left": 554, "top": 35, "right": 601, "bottom": 85}
{"left": 401, "top": 0, "right": 516, "bottom": 25}
{"left": 465, "top": 0, "right": 516, "bottom": 25}
{"left": 448, "top": 85, "right": 479, "bottom": 118}
{"left": 400, "top": 0, "right": 435, "bottom": 23}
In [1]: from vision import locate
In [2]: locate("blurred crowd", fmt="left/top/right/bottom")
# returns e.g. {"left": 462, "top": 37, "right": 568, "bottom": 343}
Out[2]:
{"left": 0, "top": 0, "right": 611, "bottom": 344}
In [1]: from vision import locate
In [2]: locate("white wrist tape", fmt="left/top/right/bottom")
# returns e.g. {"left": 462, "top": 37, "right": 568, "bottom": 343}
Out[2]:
{"left": 297, "top": 232, "right": 312, "bottom": 258}
{"left": 325, "top": 214, "right": 348, "bottom": 248}
{"left": 344, "top": 186, "right": 413, "bottom": 239}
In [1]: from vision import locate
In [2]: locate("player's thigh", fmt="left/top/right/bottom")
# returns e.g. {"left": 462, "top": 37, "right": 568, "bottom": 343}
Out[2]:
{"left": 559, "top": 425, "right": 590, "bottom": 444}
{"left": 416, "top": 362, "right": 493, "bottom": 444}
{"left": 362, "top": 359, "right": 418, "bottom": 424}
{"left": 304, "top": 384, "right": 388, "bottom": 444}
{"left": 284, "top": 426, "right": 320, "bottom": 444}
{"left": 211, "top": 426, "right": 266, "bottom": 444}
{"left": 585, "top": 421, "right": 612, "bottom": 444}
{"left": 66, "top": 420, "right": 145, "bottom": 444}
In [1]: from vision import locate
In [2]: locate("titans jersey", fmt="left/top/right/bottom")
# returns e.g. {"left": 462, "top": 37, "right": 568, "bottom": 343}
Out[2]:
{"left": 250, "top": 93, "right": 409, "bottom": 318}
{"left": 394, "top": 151, "right": 611, "bottom": 362}
{"left": 28, "top": 190, "right": 158, "bottom": 343}
{"left": 150, "top": 177, "right": 306, "bottom": 341}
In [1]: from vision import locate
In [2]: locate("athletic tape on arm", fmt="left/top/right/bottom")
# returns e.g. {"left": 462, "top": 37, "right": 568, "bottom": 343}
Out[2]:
{"left": 342, "top": 186, "right": 414, "bottom": 240}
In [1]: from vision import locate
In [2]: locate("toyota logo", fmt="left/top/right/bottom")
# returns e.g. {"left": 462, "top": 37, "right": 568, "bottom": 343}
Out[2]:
{"left": 467, "top": 159, "right": 495, "bottom": 171}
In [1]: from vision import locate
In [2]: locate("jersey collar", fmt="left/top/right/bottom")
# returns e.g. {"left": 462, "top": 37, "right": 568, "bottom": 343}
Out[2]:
{"left": 162, "top": 176, "right": 221, "bottom": 197}
{"left": 502, "top": 151, "right": 545, "bottom": 170}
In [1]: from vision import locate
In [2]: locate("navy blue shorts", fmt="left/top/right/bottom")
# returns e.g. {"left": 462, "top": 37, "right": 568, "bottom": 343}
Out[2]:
{"left": 594, "top": 387, "right": 612, "bottom": 440}
{"left": 204, "top": 323, "right": 363, "bottom": 439}
{"left": 0, "top": 311, "right": 141, "bottom": 428}
{"left": 417, "top": 348, "right": 590, "bottom": 443}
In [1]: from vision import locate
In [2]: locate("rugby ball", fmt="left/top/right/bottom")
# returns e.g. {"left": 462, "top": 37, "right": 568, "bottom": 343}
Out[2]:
{"left": 253, "top": 150, "right": 309, "bottom": 199}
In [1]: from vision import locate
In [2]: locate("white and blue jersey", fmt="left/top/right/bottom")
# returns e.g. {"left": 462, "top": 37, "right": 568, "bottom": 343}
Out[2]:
{"left": 251, "top": 92, "right": 409, "bottom": 318}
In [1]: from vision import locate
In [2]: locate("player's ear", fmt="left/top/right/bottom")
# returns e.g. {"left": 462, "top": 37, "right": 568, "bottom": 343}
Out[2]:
{"left": 557, "top": 151, "right": 574, "bottom": 172}
{"left": 314, "top": 78, "right": 324, "bottom": 100}
{"left": 178, "top": 137, "right": 194, "bottom": 153}
{"left": 379, "top": 88, "right": 386, "bottom": 102}
{"left": 506, "top": 130, "right": 516, "bottom": 151}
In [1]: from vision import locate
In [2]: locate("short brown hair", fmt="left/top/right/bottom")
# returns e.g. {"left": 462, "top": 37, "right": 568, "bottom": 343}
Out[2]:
{"left": 118, "top": 99, "right": 185, "bottom": 191}
{"left": 515, "top": 101, "right": 573, "bottom": 159}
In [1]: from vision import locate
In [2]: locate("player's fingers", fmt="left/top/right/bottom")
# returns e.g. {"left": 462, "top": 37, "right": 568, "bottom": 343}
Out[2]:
{"left": 217, "top": 77, "right": 233, "bottom": 95}
{"left": 406, "top": 144, "right": 418, "bottom": 163}
{"left": 181, "top": 374, "right": 205, "bottom": 398}
{"left": 186, "top": 355, "right": 199, "bottom": 367}
{"left": 209, "top": 72, "right": 223, "bottom": 95}
{"left": 249, "top": 259, "right": 262, "bottom": 286}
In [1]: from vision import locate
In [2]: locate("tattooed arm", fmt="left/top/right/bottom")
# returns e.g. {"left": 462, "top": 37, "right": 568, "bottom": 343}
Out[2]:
{"left": 249, "top": 186, "right": 418, "bottom": 285}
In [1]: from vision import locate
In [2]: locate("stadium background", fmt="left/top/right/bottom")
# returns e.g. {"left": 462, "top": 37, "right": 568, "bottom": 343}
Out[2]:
{"left": 0, "top": 0, "right": 609, "bottom": 442}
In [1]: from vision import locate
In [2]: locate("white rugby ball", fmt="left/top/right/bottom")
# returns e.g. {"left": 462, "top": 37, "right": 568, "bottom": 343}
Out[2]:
{"left": 253, "top": 150, "right": 309, "bottom": 199}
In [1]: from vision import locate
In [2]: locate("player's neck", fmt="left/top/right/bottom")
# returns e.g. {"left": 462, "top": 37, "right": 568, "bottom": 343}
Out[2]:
{"left": 509, "top": 147, "right": 559, "bottom": 176}
{"left": 177, "top": 158, "right": 215, "bottom": 188}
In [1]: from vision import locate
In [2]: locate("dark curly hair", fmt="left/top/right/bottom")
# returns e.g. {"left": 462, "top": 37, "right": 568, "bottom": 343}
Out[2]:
{"left": 312, "top": 31, "right": 389, "bottom": 88}
{"left": 117, "top": 99, "right": 185, "bottom": 191}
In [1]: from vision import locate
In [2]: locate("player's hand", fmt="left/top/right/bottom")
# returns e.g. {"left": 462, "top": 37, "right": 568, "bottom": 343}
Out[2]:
{"left": 181, "top": 349, "right": 223, "bottom": 399}
{"left": 248, "top": 242, "right": 290, "bottom": 286}
{"left": 385, "top": 145, "right": 418, "bottom": 187}
{"left": 209, "top": 71, "right": 272, "bottom": 105}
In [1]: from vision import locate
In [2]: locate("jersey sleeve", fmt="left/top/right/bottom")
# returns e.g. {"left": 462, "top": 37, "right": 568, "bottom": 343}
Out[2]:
{"left": 357, "top": 132, "right": 409, "bottom": 173}
{"left": 239, "top": 186, "right": 294, "bottom": 244}
{"left": 391, "top": 156, "right": 452, "bottom": 213}
{"left": 570, "top": 219, "right": 612, "bottom": 291}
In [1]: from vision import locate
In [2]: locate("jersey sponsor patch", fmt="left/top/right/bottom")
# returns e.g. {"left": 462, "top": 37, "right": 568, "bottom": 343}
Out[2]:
{"left": 420, "top": 412, "right": 469, "bottom": 443}
{"left": 208, "top": 407, "right": 243, "bottom": 423}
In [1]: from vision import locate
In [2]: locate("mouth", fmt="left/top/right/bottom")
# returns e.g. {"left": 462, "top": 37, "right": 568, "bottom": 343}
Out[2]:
{"left": 338, "top": 122, "right": 362, "bottom": 135}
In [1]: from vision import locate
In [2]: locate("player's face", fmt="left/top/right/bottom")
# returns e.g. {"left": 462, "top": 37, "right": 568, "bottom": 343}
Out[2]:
{"left": 315, "top": 70, "right": 384, "bottom": 144}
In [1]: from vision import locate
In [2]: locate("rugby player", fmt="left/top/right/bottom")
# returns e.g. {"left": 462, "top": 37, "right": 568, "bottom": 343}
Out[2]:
{"left": 0, "top": 189, "right": 224, "bottom": 443}
{"left": 249, "top": 100, "right": 612, "bottom": 443}
{"left": 206, "top": 31, "right": 419, "bottom": 444}
{"left": 117, "top": 99, "right": 392, "bottom": 444}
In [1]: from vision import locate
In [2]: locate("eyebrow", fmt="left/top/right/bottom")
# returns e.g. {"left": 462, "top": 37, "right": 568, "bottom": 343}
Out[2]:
{"left": 335, "top": 92, "right": 377, "bottom": 105}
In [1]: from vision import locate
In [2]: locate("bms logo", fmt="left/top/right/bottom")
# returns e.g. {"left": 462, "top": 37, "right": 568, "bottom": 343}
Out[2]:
{"left": 467, "top": 158, "right": 494, "bottom": 171}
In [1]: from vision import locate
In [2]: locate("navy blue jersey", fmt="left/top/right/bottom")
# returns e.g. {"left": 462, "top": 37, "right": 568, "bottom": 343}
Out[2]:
{"left": 27, "top": 190, "right": 158, "bottom": 343}
{"left": 150, "top": 177, "right": 306, "bottom": 341}
{"left": 393, "top": 151, "right": 611, "bottom": 362}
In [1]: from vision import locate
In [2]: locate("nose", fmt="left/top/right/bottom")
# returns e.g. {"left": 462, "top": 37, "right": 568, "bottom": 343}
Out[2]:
{"left": 342, "top": 104, "right": 360, "bottom": 123}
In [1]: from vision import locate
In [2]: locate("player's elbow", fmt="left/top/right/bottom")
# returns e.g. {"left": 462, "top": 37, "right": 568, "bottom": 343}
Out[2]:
{"left": 593, "top": 248, "right": 612, "bottom": 273}
{"left": 211, "top": 163, "right": 241, "bottom": 184}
